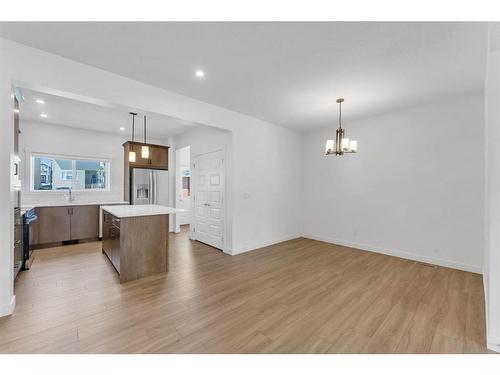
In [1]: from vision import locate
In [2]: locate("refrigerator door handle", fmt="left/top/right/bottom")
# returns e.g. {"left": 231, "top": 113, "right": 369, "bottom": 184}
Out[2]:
{"left": 153, "top": 172, "right": 158, "bottom": 204}
{"left": 152, "top": 172, "right": 155, "bottom": 205}
{"left": 149, "top": 171, "right": 153, "bottom": 205}
{"left": 151, "top": 171, "right": 158, "bottom": 204}
{"left": 131, "top": 168, "right": 137, "bottom": 205}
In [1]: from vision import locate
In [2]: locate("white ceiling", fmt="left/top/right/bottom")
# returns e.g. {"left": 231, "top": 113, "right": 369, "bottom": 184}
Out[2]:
{"left": 1, "top": 22, "right": 488, "bottom": 131}
{"left": 18, "top": 87, "right": 198, "bottom": 139}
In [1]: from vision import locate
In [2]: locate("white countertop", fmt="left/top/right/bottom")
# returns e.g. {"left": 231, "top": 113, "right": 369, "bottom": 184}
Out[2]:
{"left": 101, "top": 204, "right": 185, "bottom": 218}
{"left": 20, "top": 201, "right": 130, "bottom": 215}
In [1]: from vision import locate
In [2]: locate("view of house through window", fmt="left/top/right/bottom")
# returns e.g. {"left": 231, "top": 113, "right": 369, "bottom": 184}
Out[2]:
{"left": 32, "top": 155, "right": 109, "bottom": 191}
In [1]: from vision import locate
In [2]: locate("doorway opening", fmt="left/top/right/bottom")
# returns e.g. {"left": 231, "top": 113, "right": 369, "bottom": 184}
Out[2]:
{"left": 175, "top": 146, "right": 192, "bottom": 232}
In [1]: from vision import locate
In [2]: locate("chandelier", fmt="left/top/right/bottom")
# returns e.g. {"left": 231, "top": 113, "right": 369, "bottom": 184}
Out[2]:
{"left": 325, "top": 98, "right": 358, "bottom": 156}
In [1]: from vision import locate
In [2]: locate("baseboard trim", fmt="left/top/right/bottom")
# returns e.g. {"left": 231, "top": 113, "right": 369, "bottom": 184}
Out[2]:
{"left": 487, "top": 335, "right": 500, "bottom": 353}
{"left": 302, "top": 233, "right": 482, "bottom": 274}
{"left": 483, "top": 272, "right": 489, "bottom": 325}
{"left": 0, "top": 295, "right": 16, "bottom": 317}
{"left": 231, "top": 234, "right": 301, "bottom": 255}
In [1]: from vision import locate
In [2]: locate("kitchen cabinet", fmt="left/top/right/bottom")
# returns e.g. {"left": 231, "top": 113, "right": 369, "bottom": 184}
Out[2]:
{"left": 70, "top": 205, "right": 99, "bottom": 240}
{"left": 101, "top": 206, "right": 169, "bottom": 283}
{"left": 149, "top": 146, "right": 168, "bottom": 168}
{"left": 102, "top": 212, "right": 111, "bottom": 259}
{"left": 35, "top": 205, "right": 99, "bottom": 246}
{"left": 102, "top": 212, "right": 120, "bottom": 272}
{"left": 123, "top": 141, "right": 169, "bottom": 170}
{"left": 111, "top": 219, "right": 121, "bottom": 271}
{"left": 37, "top": 206, "right": 72, "bottom": 244}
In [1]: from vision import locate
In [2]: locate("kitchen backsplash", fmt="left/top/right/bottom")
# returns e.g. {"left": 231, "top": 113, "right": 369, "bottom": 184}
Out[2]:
{"left": 21, "top": 190, "right": 125, "bottom": 206}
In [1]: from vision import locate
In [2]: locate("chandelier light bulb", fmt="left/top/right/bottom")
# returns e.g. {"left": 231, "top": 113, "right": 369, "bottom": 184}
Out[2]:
{"left": 349, "top": 140, "right": 358, "bottom": 152}
{"left": 325, "top": 98, "right": 357, "bottom": 156}
{"left": 325, "top": 140, "right": 334, "bottom": 154}
{"left": 342, "top": 138, "right": 350, "bottom": 151}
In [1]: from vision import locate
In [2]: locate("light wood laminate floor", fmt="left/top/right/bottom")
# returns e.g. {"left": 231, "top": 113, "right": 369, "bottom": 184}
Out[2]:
{"left": 0, "top": 227, "right": 487, "bottom": 353}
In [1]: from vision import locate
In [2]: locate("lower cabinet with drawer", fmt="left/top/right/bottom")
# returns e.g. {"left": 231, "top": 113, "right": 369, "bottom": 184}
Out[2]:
{"left": 34, "top": 205, "right": 99, "bottom": 247}
{"left": 102, "top": 212, "right": 121, "bottom": 273}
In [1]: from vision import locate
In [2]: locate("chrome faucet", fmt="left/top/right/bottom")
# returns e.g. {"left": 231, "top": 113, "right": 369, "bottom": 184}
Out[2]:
{"left": 67, "top": 187, "right": 75, "bottom": 202}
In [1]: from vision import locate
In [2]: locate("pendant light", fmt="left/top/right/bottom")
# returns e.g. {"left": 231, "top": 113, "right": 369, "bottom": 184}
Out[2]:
{"left": 128, "top": 112, "right": 137, "bottom": 162}
{"left": 141, "top": 115, "right": 150, "bottom": 158}
{"left": 325, "top": 98, "right": 358, "bottom": 156}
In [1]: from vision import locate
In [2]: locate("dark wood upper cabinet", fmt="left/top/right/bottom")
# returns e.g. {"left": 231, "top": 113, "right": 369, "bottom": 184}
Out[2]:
{"left": 123, "top": 141, "right": 169, "bottom": 170}
{"left": 149, "top": 146, "right": 168, "bottom": 168}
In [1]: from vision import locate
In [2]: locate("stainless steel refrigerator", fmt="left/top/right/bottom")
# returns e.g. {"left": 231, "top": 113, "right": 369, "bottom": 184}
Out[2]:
{"left": 130, "top": 168, "right": 169, "bottom": 205}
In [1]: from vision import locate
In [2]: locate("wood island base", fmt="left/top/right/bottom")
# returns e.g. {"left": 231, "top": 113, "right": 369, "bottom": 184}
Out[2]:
{"left": 102, "top": 209, "right": 169, "bottom": 283}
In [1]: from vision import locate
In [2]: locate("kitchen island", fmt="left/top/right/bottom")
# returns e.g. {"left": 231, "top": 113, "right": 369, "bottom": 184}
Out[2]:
{"left": 101, "top": 204, "right": 181, "bottom": 283}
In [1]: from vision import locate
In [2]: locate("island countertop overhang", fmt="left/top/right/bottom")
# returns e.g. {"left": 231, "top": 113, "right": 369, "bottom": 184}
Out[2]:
{"left": 101, "top": 204, "right": 184, "bottom": 218}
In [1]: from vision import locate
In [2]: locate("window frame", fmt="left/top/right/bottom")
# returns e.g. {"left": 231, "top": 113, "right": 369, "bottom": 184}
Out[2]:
{"left": 30, "top": 152, "right": 111, "bottom": 193}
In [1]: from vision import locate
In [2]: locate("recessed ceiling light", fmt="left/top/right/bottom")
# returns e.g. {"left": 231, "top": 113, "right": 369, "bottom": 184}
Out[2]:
{"left": 120, "top": 127, "right": 125, "bottom": 131}
{"left": 195, "top": 70, "right": 205, "bottom": 78}
{"left": 35, "top": 99, "right": 45, "bottom": 104}
{"left": 40, "top": 113, "right": 48, "bottom": 118}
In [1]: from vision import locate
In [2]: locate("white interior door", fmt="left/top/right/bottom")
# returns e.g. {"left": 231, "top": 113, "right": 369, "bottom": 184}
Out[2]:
{"left": 193, "top": 150, "right": 224, "bottom": 250}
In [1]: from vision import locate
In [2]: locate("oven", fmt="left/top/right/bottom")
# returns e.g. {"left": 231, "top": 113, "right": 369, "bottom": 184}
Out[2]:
{"left": 22, "top": 208, "right": 37, "bottom": 270}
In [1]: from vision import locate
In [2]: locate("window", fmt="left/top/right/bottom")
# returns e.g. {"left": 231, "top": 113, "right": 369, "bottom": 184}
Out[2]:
{"left": 75, "top": 159, "right": 107, "bottom": 190}
{"left": 60, "top": 170, "right": 73, "bottom": 181}
{"left": 32, "top": 154, "right": 109, "bottom": 191}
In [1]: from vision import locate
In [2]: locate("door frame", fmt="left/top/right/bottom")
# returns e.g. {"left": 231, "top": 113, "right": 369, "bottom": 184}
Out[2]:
{"left": 191, "top": 147, "right": 229, "bottom": 254}
{"left": 175, "top": 146, "right": 191, "bottom": 233}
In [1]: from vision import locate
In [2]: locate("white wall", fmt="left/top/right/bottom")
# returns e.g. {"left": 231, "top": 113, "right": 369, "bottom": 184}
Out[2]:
{"left": 302, "top": 93, "right": 485, "bottom": 273}
{"left": 0, "top": 84, "right": 15, "bottom": 316}
{"left": 177, "top": 146, "right": 190, "bottom": 167}
{"left": 484, "top": 22, "right": 500, "bottom": 353}
{"left": 173, "top": 124, "right": 303, "bottom": 254}
{"left": 0, "top": 38, "right": 303, "bottom": 315}
{"left": 19, "top": 120, "right": 166, "bottom": 206}
{"left": 19, "top": 121, "right": 127, "bottom": 204}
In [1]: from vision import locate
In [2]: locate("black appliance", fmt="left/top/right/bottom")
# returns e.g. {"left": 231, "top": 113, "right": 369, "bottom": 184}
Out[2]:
{"left": 14, "top": 207, "right": 23, "bottom": 279}
{"left": 22, "top": 208, "right": 37, "bottom": 270}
